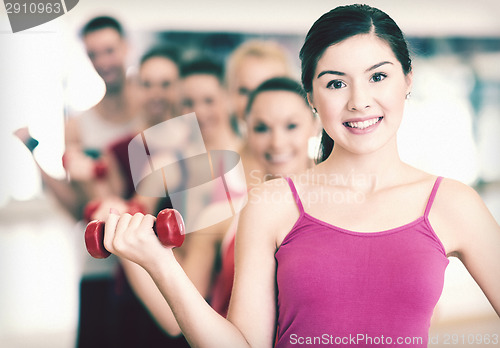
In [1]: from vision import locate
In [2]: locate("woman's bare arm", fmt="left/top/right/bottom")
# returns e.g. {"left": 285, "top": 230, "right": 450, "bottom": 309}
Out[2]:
{"left": 117, "top": 204, "right": 232, "bottom": 336}
{"left": 431, "top": 179, "right": 500, "bottom": 316}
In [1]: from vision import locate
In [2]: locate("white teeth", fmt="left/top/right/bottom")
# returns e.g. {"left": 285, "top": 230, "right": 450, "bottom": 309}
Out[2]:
{"left": 268, "top": 153, "right": 293, "bottom": 163}
{"left": 346, "top": 117, "right": 381, "bottom": 129}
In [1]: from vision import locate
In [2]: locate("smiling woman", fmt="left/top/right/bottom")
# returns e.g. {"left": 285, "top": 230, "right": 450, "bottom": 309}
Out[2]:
{"left": 310, "top": 33, "right": 412, "bottom": 156}
{"left": 299, "top": 7, "right": 412, "bottom": 163}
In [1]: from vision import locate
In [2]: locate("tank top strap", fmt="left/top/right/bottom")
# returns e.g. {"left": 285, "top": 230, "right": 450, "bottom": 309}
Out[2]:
{"left": 424, "top": 176, "right": 444, "bottom": 218}
{"left": 286, "top": 177, "right": 305, "bottom": 214}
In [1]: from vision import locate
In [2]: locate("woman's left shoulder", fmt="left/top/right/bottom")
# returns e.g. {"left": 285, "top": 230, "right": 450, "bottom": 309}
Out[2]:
{"left": 427, "top": 177, "right": 497, "bottom": 256}
{"left": 434, "top": 177, "right": 484, "bottom": 209}
{"left": 406, "top": 166, "right": 479, "bottom": 205}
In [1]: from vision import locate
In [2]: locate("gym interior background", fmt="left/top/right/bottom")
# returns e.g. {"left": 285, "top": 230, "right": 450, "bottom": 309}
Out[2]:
{"left": 1, "top": 0, "right": 499, "bottom": 347}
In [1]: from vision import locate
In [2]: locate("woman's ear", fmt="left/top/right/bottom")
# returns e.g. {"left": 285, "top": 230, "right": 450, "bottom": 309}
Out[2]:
{"left": 405, "top": 70, "right": 413, "bottom": 95}
{"left": 307, "top": 92, "right": 319, "bottom": 117}
{"left": 306, "top": 92, "right": 322, "bottom": 136}
{"left": 307, "top": 92, "right": 314, "bottom": 110}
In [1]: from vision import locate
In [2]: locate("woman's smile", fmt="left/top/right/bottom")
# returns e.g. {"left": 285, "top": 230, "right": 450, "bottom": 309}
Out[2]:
{"left": 343, "top": 116, "right": 384, "bottom": 134}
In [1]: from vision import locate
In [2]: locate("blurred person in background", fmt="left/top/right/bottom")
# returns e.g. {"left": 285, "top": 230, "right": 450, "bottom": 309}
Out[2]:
{"left": 69, "top": 15, "right": 142, "bottom": 348}
{"left": 176, "top": 56, "right": 244, "bottom": 228}
{"left": 225, "top": 40, "right": 297, "bottom": 184}
{"left": 90, "top": 44, "right": 183, "bottom": 216}
{"left": 226, "top": 40, "right": 294, "bottom": 131}
{"left": 14, "top": 15, "right": 140, "bottom": 348}
{"left": 180, "top": 56, "right": 242, "bottom": 152}
{"left": 89, "top": 44, "right": 190, "bottom": 348}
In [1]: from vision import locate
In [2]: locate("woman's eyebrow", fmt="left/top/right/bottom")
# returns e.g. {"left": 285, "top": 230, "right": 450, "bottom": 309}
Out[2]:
{"left": 317, "top": 70, "right": 345, "bottom": 78}
{"left": 316, "top": 61, "right": 394, "bottom": 79}
{"left": 366, "top": 61, "right": 393, "bottom": 72}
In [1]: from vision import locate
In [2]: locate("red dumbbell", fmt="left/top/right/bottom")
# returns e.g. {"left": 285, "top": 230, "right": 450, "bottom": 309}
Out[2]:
{"left": 85, "top": 208, "right": 185, "bottom": 259}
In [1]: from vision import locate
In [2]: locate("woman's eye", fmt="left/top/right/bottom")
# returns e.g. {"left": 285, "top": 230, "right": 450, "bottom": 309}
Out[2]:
{"left": 370, "top": 72, "right": 387, "bottom": 83}
{"left": 287, "top": 123, "right": 297, "bottom": 130}
{"left": 253, "top": 123, "right": 268, "bottom": 133}
{"left": 326, "top": 80, "right": 346, "bottom": 90}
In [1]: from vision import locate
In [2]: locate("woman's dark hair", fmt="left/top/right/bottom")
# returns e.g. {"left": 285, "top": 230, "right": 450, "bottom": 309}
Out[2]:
{"left": 300, "top": 4, "right": 412, "bottom": 163}
{"left": 140, "top": 45, "right": 181, "bottom": 67}
{"left": 245, "top": 77, "right": 309, "bottom": 117}
{"left": 180, "top": 57, "right": 225, "bottom": 84}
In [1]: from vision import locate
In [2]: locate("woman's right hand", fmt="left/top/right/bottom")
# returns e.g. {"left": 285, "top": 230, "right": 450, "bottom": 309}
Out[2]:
{"left": 103, "top": 210, "right": 176, "bottom": 271}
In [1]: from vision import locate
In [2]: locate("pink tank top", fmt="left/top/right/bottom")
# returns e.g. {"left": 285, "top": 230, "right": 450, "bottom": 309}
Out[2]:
{"left": 274, "top": 177, "right": 449, "bottom": 348}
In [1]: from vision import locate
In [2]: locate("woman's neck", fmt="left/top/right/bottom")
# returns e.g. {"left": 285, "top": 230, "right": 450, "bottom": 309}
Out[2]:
{"left": 318, "top": 137, "right": 406, "bottom": 192}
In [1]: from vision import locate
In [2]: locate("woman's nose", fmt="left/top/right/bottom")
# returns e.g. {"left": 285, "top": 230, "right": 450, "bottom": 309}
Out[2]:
{"left": 347, "top": 84, "right": 371, "bottom": 111}
{"left": 270, "top": 129, "right": 285, "bottom": 149}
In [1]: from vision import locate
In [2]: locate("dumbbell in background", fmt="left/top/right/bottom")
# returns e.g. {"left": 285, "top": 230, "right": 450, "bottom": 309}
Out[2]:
{"left": 14, "top": 128, "right": 107, "bottom": 180}
{"left": 85, "top": 208, "right": 185, "bottom": 259}
{"left": 62, "top": 148, "right": 108, "bottom": 179}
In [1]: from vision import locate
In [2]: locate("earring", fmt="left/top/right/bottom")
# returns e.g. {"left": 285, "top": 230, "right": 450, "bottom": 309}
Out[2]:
{"left": 239, "top": 120, "right": 248, "bottom": 138}
{"left": 312, "top": 108, "right": 319, "bottom": 117}
{"left": 405, "top": 92, "right": 412, "bottom": 100}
